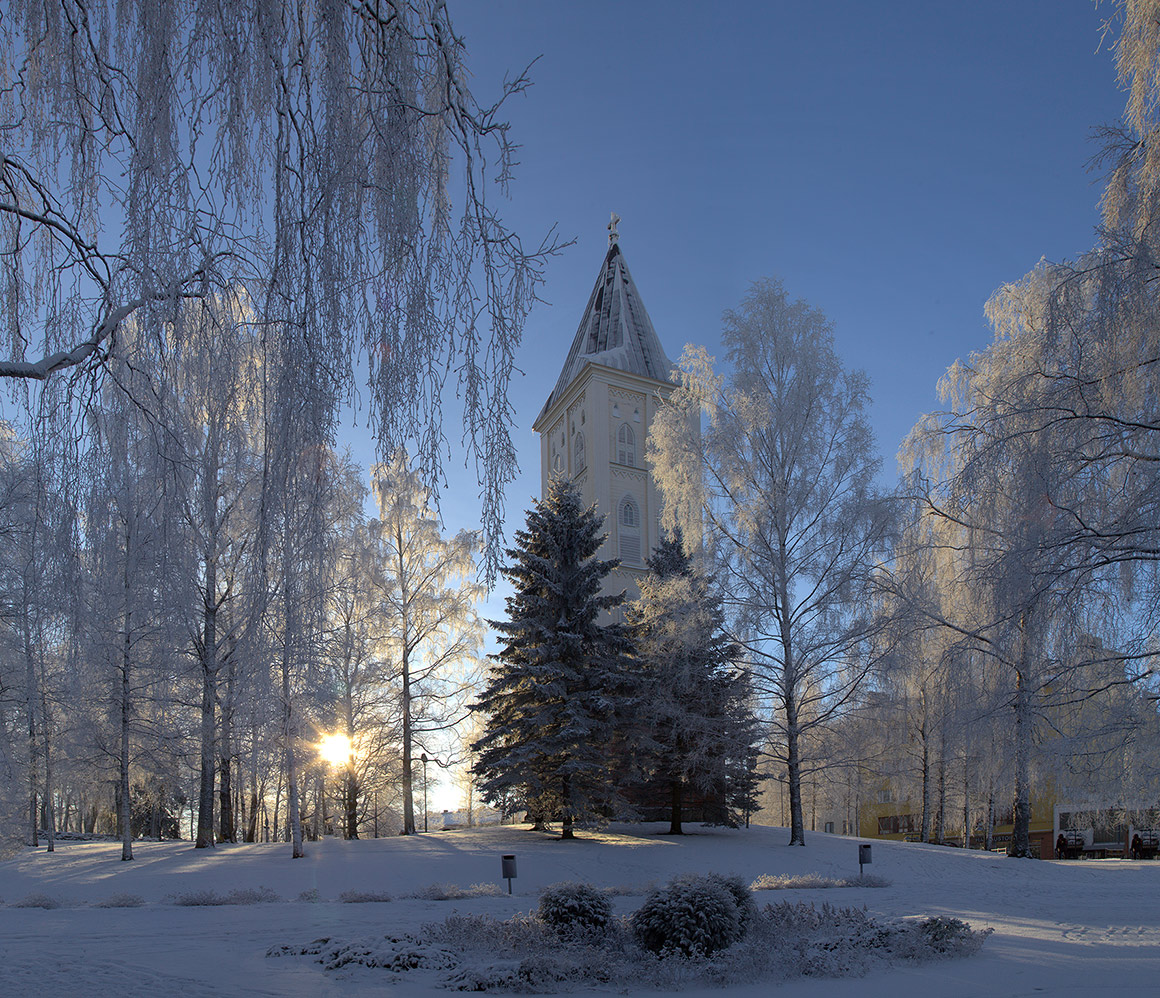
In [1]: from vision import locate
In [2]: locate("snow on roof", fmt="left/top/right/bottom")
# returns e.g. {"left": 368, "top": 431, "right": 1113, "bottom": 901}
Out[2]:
{"left": 538, "top": 242, "right": 675, "bottom": 423}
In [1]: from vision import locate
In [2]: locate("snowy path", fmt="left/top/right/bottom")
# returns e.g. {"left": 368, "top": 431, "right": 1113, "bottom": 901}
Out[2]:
{"left": 1, "top": 824, "right": 1157, "bottom": 996}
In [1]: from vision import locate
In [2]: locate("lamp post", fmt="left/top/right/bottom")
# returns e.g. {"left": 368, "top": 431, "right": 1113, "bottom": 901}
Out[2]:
{"left": 420, "top": 753, "right": 428, "bottom": 833}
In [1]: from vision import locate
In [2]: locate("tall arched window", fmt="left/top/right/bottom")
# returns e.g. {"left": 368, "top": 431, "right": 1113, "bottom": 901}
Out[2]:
{"left": 573, "top": 430, "right": 585, "bottom": 471}
{"left": 617, "top": 423, "right": 635, "bottom": 467}
{"left": 619, "top": 496, "right": 641, "bottom": 564}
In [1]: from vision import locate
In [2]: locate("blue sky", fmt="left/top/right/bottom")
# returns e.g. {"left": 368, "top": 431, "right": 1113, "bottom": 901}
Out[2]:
{"left": 402, "top": 1, "right": 1125, "bottom": 533}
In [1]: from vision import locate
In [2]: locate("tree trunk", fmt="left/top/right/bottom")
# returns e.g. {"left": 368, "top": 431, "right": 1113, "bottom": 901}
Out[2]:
{"left": 962, "top": 754, "right": 971, "bottom": 848}
{"left": 218, "top": 653, "right": 235, "bottom": 843}
{"left": 23, "top": 603, "right": 38, "bottom": 848}
{"left": 246, "top": 730, "right": 260, "bottom": 842}
{"left": 784, "top": 679, "right": 805, "bottom": 846}
{"left": 282, "top": 634, "right": 304, "bottom": 858}
{"left": 668, "top": 777, "right": 684, "bottom": 834}
{"left": 919, "top": 708, "right": 932, "bottom": 842}
{"left": 40, "top": 686, "right": 54, "bottom": 853}
{"left": 196, "top": 557, "right": 217, "bottom": 849}
{"left": 401, "top": 646, "right": 415, "bottom": 834}
{"left": 120, "top": 607, "right": 133, "bottom": 860}
{"left": 561, "top": 772, "right": 574, "bottom": 840}
{"left": 1009, "top": 613, "right": 1033, "bottom": 858}
{"left": 935, "top": 748, "right": 946, "bottom": 845}
{"left": 1011, "top": 669, "right": 1033, "bottom": 857}
{"left": 779, "top": 571, "right": 806, "bottom": 845}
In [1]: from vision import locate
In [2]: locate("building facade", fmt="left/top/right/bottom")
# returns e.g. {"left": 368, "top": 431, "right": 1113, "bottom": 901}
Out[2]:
{"left": 533, "top": 224, "right": 685, "bottom": 599}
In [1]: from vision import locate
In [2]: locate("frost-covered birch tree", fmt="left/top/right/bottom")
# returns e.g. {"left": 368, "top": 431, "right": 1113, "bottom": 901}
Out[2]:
{"left": 370, "top": 452, "right": 483, "bottom": 836}
{"left": 0, "top": 0, "right": 557, "bottom": 579}
{"left": 649, "top": 279, "right": 892, "bottom": 846}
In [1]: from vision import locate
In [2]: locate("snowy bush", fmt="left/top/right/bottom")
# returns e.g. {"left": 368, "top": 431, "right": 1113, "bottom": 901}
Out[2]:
{"left": 94, "top": 893, "right": 145, "bottom": 908}
{"left": 172, "top": 886, "right": 279, "bottom": 906}
{"left": 917, "top": 915, "right": 989, "bottom": 956}
{"left": 750, "top": 872, "right": 892, "bottom": 890}
{"left": 426, "top": 912, "right": 556, "bottom": 955}
{"left": 706, "top": 873, "right": 758, "bottom": 930}
{"left": 271, "top": 894, "right": 992, "bottom": 991}
{"left": 404, "top": 882, "right": 504, "bottom": 900}
{"left": 269, "top": 933, "right": 460, "bottom": 973}
{"left": 338, "top": 889, "right": 393, "bottom": 903}
{"left": 630, "top": 873, "right": 748, "bottom": 957}
{"left": 297, "top": 888, "right": 320, "bottom": 903}
{"left": 12, "top": 893, "right": 62, "bottom": 909}
{"left": 536, "top": 881, "right": 613, "bottom": 939}
{"left": 228, "top": 886, "right": 280, "bottom": 904}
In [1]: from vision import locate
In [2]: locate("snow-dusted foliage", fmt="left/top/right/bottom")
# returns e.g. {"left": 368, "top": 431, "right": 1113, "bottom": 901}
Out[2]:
{"left": 649, "top": 281, "right": 892, "bottom": 847}
{"left": 472, "top": 476, "right": 639, "bottom": 837}
{"left": 338, "top": 889, "right": 394, "bottom": 904}
{"left": 171, "top": 887, "right": 280, "bottom": 906}
{"left": 886, "top": 0, "right": 1160, "bottom": 854}
{"left": 271, "top": 891, "right": 991, "bottom": 991}
{"left": 0, "top": 0, "right": 556, "bottom": 580}
{"left": 93, "top": 894, "right": 146, "bottom": 908}
{"left": 536, "top": 882, "right": 614, "bottom": 939}
{"left": 369, "top": 451, "right": 485, "bottom": 836}
{"left": 627, "top": 532, "right": 760, "bottom": 832}
{"left": 750, "top": 872, "right": 891, "bottom": 890}
{"left": 630, "top": 873, "right": 751, "bottom": 957}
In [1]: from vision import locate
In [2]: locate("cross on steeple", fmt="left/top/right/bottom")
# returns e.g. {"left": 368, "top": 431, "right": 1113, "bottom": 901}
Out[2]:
{"left": 607, "top": 211, "right": 620, "bottom": 246}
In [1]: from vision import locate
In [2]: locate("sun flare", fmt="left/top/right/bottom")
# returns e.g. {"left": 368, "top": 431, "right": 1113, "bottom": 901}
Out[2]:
{"left": 318, "top": 732, "right": 352, "bottom": 767}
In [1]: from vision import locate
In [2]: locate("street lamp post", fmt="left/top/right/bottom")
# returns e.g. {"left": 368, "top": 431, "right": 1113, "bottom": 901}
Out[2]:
{"left": 420, "top": 753, "right": 428, "bottom": 833}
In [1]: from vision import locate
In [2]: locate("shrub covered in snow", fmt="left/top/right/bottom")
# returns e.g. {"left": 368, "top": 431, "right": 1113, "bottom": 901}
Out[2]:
{"left": 750, "top": 872, "right": 892, "bottom": 890}
{"left": 94, "top": 893, "right": 145, "bottom": 908}
{"left": 536, "top": 881, "right": 613, "bottom": 939}
{"left": 404, "top": 882, "right": 505, "bottom": 900}
{"left": 172, "top": 886, "right": 279, "bottom": 906}
{"left": 338, "top": 889, "right": 393, "bottom": 903}
{"left": 270, "top": 886, "right": 992, "bottom": 991}
{"left": 12, "top": 893, "right": 62, "bottom": 909}
{"left": 630, "top": 873, "right": 749, "bottom": 957}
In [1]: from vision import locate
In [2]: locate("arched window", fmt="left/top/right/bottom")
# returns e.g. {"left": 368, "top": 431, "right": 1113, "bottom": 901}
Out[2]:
{"left": 552, "top": 452, "right": 563, "bottom": 474}
{"left": 619, "top": 496, "right": 641, "bottom": 564}
{"left": 617, "top": 423, "right": 635, "bottom": 467}
{"left": 573, "top": 430, "right": 585, "bottom": 471}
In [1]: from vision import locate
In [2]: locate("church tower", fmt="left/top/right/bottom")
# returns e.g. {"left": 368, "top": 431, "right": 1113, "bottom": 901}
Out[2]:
{"left": 533, "top": 216, "right": 682, "bottom": 600}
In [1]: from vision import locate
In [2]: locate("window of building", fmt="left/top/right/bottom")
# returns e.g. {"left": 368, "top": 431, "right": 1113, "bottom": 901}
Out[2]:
{"left": 619, "top": 496, "right": 640, "bottom": 563}
{"left": 573, "top": 431, "right": 585, "bottom": 471}
{"left": 617, "top": 423, "right": 635, "bottom": 466}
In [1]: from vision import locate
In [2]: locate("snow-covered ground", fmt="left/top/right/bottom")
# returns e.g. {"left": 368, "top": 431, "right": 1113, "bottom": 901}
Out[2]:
{"left": 0, "top": 822, "right": 1156, "bottom": 996}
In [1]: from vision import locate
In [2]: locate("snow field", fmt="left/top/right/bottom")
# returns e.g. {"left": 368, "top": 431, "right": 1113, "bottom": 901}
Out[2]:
{"left": 0, "top": 822, "right": 1157, "bottom": 996}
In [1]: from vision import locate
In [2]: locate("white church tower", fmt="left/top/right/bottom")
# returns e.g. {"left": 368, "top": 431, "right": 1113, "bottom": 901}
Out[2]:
{"left": 532, "top": 215, "right": 682, "bottom": 600}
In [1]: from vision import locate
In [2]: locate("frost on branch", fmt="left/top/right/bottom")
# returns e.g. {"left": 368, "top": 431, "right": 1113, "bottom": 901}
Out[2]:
{"left": 0, "top": 0, "right": 560, "bottom": 578}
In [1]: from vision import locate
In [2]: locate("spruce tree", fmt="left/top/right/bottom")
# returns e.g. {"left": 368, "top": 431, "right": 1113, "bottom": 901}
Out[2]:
{"left": 628, "top": 530, "right": 761, "bottom": 832}
{"left": 473, "top": 477, "right": 636, "bottom": 839}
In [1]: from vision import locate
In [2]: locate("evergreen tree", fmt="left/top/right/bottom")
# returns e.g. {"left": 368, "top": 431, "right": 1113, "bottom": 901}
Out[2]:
{"left": 473, "top": 477, "right": 636, "bottom": 839}
{"left": 628, "top": 531, "right": 760, "bottom": 833}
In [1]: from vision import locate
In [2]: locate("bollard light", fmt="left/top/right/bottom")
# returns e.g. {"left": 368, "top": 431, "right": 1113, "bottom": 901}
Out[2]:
{"left": 501, "top": 854, "right": 517, "bottom": 894}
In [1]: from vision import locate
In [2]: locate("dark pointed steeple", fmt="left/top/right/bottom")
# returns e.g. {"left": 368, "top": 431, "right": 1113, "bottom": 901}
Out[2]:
{"left": 538, "top": 233, "right": 674, "bottom": 424}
